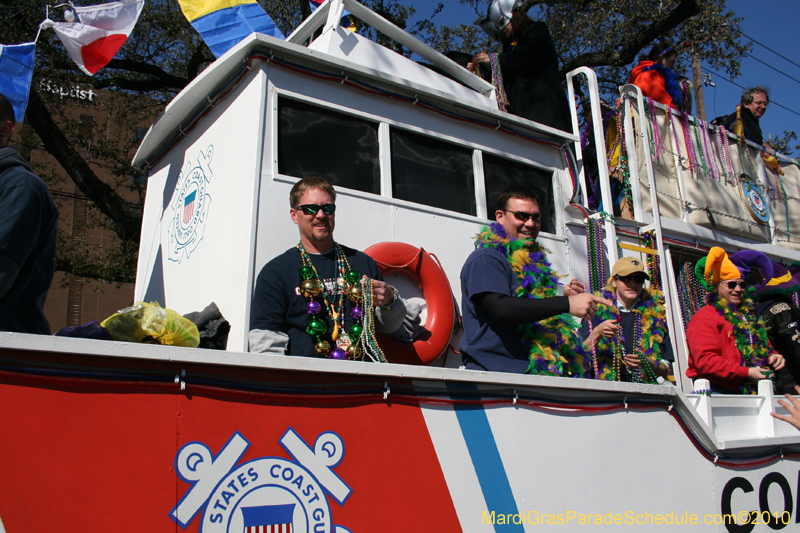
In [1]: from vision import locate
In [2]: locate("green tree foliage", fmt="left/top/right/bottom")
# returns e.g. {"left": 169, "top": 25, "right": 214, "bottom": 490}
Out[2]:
{"left": 416, "top": 1, "right": 747, "bottom": 105}
{"left": 767, "top": 130, "right": 799, "bottom": 157}
{"left": 0, "top": 0, "right": 752, "bottom": 282}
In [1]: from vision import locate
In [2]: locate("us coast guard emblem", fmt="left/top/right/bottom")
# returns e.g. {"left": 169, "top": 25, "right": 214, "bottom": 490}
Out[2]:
{"left": 168, "top": 146, "right": 213, "bottom": 263}
{"left": 170, "top": 429, "right": 354, "bottom": 533}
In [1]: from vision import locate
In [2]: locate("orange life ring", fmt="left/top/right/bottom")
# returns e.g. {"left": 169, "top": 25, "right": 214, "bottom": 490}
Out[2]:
{"left": 364, "top": 242, "right": 455, "bottom": 366}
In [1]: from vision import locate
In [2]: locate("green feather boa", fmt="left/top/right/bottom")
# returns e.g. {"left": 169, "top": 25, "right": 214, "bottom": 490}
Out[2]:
{"left": 590, "top": 288, "right": 666, "bottom": 383}
{"left": 712, "top": 296, "right": 772, "bottom": 395}
{"left": 475, "top": 224, "right": 587, "bottom": 377}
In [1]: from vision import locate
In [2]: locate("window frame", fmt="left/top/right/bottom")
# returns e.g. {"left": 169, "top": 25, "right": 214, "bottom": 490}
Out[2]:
{"left": 269, "top": 90, "right": 564, "bottom": 237}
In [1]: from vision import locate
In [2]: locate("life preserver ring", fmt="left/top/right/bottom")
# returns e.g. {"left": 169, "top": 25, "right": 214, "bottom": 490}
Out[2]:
{"left": 364, "top": 242, "right": 455, "bottom": 366}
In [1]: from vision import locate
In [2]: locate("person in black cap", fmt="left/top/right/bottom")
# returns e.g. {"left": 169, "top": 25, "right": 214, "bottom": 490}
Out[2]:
{"left": 754, "top": 261, "right": 800, "bottom": 394}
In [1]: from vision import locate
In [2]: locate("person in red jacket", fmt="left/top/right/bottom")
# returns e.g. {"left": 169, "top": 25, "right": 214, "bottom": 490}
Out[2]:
{"left": 686, "top": 247, "right": 785, "bottom": 394}
{"left": 628, "top": 43, "right": 684, "bottom": 109}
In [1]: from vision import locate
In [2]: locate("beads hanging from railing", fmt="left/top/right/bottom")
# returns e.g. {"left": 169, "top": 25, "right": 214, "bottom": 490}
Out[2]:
{"left": 586, "top": 216, "right": 608, "bottom": 293}
{"left": 642, "top": 231, "right": 662, "bottom": 291}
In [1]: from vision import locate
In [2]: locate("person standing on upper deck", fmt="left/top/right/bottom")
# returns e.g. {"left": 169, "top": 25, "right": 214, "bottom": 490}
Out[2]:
{"left": 466, "top": 0, "right": 572, "bottom": 133}
{"left": 628, "top": 44, "right": 687, "bottom": 110}
{"left": 459, "top": 185, "right": 610, "bottom": 375}
{"left": 249, "top": 177, "right": 407, "bottom": 359}
{"left": 686, "top": 247, "right": 785, "bottom": 394}
{"left": 713, "top": 86, "right": 770, "bottom": 145}
{"left": 0, "top": 93, "right": 59, "bottom": 334}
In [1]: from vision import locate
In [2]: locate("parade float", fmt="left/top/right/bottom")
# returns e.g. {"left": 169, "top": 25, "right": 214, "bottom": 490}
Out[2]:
{"left": 2, "top": 0, "right": 800, "bottom": 531}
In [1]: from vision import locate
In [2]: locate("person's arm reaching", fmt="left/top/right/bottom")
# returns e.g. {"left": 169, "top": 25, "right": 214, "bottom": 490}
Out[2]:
{"left": 473, "top": 292, "right": 611, "bottom": 326}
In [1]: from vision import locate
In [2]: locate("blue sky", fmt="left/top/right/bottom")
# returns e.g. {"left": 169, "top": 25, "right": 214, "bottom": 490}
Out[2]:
{"left": 701, "top": 0, "right": 800, "bottom": 151}
{"left": 403, "top": 0, "right": 800, "bottom": 153}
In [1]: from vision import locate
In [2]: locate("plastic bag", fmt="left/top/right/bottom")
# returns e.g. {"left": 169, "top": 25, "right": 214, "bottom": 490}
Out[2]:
{"left": 100, "top": 302, "right": 200, "bottom": 348}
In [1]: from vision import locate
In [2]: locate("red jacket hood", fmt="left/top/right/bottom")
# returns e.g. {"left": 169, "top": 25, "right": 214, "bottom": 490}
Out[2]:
{"left": 628, "top": 61, "right": 655, "bottom": 84}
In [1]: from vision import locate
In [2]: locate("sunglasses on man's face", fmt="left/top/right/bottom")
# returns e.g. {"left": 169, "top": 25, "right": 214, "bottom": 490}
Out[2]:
{"left": 504, "top": 209, "right": 542, "bottom": 223}
{"left": 296, "top": 203, "right": 336, "bottom": 216}
{"left": 725, "top": 281, "right": 747, "bottom": 290}
{"left": 617, "top": 274, "right": 647, "bottom": 284}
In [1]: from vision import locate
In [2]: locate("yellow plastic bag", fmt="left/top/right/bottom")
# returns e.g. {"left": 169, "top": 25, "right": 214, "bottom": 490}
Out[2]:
{"left": 101, "top": 301, "right": 200, "bottom": 348}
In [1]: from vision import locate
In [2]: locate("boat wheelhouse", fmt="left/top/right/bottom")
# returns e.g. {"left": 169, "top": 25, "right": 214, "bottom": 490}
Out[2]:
{"left": 2, "top": 1, "right": 800, "bottom": 531}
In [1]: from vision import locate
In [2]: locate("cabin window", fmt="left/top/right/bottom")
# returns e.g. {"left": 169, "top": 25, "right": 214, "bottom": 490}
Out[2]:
{"left": 278, "top": 98, "right": 380, "bottom": 194}
{"left": 390, "top": 129, "right": 476, "bottom": 216}
{"left": 483, "top": 154, "right": 556, "bottom": 235}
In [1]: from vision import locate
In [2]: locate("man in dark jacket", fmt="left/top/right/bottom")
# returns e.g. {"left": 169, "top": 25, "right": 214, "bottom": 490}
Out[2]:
{"left": 754, "top": 262, "right": 800, "bottom": 394}
{"left": 713, "top": 86, "right": 769, "bottom": 145}
{"left": 0, "top": 93, "right": 59, "bottom": 334}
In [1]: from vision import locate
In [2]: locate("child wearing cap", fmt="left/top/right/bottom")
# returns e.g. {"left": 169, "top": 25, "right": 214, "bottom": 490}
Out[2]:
{"left": 580, "top": 257, "right": 674, "bottom": 383}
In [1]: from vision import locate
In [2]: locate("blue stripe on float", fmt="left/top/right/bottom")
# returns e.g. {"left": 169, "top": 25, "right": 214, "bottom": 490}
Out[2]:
{"left": 447, "top": 382, "right": 524, "bottom": 532}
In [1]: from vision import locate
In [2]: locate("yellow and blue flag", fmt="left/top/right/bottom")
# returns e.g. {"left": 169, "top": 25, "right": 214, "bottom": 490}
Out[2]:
{"left": 178, "top": 0, "right": 285, "bottom": 58}
{"left": 0, "top": 42, "right": 36, "bottom": 122}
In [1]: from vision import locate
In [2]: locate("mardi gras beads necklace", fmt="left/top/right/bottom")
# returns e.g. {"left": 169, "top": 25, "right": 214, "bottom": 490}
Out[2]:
{"left": 489, "top": 53, "right": 509, "bottom": 112}
{"left": 613, "top": 310, "right": 659, "bottom": 384}
{"left": 642, "top": 231, "right": 661, "bottom": 291}
{"left": 715, "top": 125, "right": 737, "bottom": 185}
{"left": 680, "top": 112, "right": 697, "bottom": 175}
{"left": 297, "top": 243, "right": 365, "bottom": 360}
{"left": 645, "top": 98, "right": 664, "bottom": 161}
{"left": 664, "top": 108, "right": 685, "bottom": 206}
{"left": 712, "top": 296, "right": 772, "bottom": 394}
{"left": 586, "top": 217, "right": 608, "bottom": 294}
{"left": 359, "top": 277, "right": 388, "bottom": 363}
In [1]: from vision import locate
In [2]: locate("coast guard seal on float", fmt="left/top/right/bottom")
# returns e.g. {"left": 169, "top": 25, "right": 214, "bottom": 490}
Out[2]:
{"left": 170, "top": 428, "right": 353, "bottom": 533}
{"left": 168, "top": 146, "right": 213, "bottom": 263}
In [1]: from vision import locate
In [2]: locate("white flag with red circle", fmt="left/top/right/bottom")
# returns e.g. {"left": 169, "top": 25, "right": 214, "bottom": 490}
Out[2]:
{"left": 44, "top": 0, "right": 144, "bottom": 76}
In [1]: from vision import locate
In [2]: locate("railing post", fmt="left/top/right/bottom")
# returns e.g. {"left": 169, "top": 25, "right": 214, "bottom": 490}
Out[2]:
{"left": 692, "top": 379, "right": 713, "bottom": 428}
{"left": 757, "top": 379, "right": 777, "bottom": 438}
{"left": 565, "top": 67, "right": 618, "bottom": 265}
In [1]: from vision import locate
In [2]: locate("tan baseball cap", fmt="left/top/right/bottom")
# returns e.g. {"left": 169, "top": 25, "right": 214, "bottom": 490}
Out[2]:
{"left": 611, "top": 257, "right": 649, "bottom": 279}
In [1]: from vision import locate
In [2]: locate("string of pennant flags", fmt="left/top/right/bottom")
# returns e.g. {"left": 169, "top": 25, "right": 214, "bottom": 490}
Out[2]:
{"left": 0, "top": 0, "right": 354, "bottom": 124}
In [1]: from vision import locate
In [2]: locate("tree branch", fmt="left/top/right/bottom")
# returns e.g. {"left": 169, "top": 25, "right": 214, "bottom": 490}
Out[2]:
{"left": 103, "top": 58, "right": 192, "bottom": 88}
{"left": 519, "top": 0, "right": 598, "bottom": 10}
{"left": 26, "top": 89, "right": 142, "bottom": 243}
{"left": 560, "top": 0, "right": 698, "bottom": 74}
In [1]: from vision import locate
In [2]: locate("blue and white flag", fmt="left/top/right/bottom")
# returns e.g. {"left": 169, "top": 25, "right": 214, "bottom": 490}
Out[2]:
{"left": 0, "top": 42, "right": 36, "bottom": 122}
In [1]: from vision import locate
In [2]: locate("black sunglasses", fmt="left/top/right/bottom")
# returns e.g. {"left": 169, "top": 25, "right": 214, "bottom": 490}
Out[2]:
{"left": 725, "top": 281, "right": 747, "bottom": 290}
{"left": 617, "top": 274, "right": 647, "bottom": 283}
{"left": 504, "top": 209, "right": 542, "bottom": 223}
{"left": 296, "top": 203, "right": 336, "bottom": 216}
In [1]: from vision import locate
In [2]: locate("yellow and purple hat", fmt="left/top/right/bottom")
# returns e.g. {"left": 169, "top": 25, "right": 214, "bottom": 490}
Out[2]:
{"left": 699, "top": 246, "right": 773, "bottom": 287}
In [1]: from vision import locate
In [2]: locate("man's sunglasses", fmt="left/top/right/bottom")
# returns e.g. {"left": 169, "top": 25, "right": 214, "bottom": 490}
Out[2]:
{"left": 617, "top": 274, "right": 647, "bottom": 284}
{"left": 725, "top": 281, "right": 748, "bottom": 290}
{"left": 504, "top": 209, "right": 542, "bottom": 223}
{"left": 296, "top": 203, "right": 336, "bottom": 216}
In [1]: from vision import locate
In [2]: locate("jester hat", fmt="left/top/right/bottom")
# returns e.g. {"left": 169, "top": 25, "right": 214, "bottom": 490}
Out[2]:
{"left": 752, "top": 261, "right": 800, "bottom": 300}
{"left": 697, "top": 247, "right": 773, "bottom": 289}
